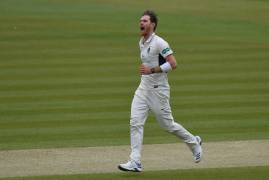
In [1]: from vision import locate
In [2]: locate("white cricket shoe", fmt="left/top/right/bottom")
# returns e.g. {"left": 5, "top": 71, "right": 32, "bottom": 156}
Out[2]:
{"left": 118, "top": 160, "right": 142, "bottom": 172}
{"left": 192, "top": 136, "right": 203, "bottom": 163}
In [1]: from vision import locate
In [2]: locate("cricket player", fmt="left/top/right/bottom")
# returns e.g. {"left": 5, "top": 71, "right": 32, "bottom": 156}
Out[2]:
{"left": 118, "top": 10, "right": 203, "bottom": 172}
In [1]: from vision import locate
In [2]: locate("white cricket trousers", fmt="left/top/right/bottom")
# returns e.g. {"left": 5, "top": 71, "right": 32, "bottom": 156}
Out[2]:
{"left": 130, "top": 87, "right": 198, "bottom": 163}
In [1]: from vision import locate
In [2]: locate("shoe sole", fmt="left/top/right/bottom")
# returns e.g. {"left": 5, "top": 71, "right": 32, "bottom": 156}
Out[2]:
{"left": 118, "top": 165, "right": 142, "bottom": 172}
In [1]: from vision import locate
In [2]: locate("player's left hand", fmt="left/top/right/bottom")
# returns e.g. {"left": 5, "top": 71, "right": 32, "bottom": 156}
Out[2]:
{"left": 140, "top": 64, "right": 151, "bottom": 75}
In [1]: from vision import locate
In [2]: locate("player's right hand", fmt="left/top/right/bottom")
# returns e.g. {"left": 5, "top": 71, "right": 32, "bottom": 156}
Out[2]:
{"left": 140, "top": 64, "right": 151, "bottom": 75}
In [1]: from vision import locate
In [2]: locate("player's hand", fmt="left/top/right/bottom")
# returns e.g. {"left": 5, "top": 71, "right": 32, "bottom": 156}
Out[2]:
{"left": 140, "top": 64, "right": 151, "bottom": 75}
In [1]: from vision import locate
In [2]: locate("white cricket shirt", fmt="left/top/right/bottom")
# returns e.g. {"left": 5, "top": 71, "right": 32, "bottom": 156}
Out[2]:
{"left": 138, "top": 33, "right": 173, "bottom": 90}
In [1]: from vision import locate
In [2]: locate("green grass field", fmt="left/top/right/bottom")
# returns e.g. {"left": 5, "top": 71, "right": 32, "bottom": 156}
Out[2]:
{"left": 1, "top": 0, "right": 269, "bottom": 179}
{"left": 3, "top": 166, "right": 269, "bottom": 180}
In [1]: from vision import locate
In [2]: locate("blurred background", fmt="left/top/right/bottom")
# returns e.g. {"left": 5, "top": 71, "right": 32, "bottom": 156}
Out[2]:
{"left": 0, "top": 0, "right": 269, "bottom": 150}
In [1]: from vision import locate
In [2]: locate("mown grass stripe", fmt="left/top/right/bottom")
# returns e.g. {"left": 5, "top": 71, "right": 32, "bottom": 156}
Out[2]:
{"left": 1, "top": 0, "right": 269, "bottom": 151}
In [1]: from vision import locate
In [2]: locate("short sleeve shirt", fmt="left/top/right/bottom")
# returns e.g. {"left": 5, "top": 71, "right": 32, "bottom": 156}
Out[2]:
{"left": 138, "top": 33, "right": 173, "bottom": 90}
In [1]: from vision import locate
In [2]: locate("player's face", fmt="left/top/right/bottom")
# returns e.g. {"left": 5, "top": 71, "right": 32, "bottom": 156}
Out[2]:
{"left": 139, "top": 15, "right": 154, "bottom": 37}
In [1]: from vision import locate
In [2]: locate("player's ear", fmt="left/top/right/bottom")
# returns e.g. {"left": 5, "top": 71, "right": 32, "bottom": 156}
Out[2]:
{"left": 151, "top": 22, "right": 156, "bottom": 30}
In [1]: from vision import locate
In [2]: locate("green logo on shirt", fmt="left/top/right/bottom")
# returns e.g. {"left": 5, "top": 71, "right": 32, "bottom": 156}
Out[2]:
{"left": 162, "top": 47, "right": 171, "bottom": 55}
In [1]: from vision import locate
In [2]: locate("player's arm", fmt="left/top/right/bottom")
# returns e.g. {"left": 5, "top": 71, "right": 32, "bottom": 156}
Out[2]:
{"left": 163, "top": 54, "right": 177, "bottom": 70}
{"left": 140, "top": 54, "right": 177, "bottom": 74}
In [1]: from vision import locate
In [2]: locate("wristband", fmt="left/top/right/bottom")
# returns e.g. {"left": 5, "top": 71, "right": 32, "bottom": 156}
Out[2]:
{"left": 160, "top": 62, "right": 172, "bottom": 73}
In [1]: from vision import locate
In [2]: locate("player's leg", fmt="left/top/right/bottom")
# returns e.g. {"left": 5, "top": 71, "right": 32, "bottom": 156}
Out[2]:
{"left": 149, "top": 89, "right": 202, "bottom": 162}
{"left": 118, "top": 89, "right": 149, "bottom": 172}
{"left": 150, "top": 90, "right": 196, "bottom": 144}
{"left": 129, "top": 89, "right": 149, "bottom": 163}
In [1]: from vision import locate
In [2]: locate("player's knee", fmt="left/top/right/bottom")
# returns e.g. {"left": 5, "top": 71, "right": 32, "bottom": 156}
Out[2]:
{"left": 164, "top": 125, "right": 175, "bottom": 133}
{"left": 130, "top": 116, "right": 144, "bottom": 128}
{"left": 159, "top": 120, "right": 179, "bottom": 133}
{"left": 158, "top": 120, "right": 174, "bottom": 132}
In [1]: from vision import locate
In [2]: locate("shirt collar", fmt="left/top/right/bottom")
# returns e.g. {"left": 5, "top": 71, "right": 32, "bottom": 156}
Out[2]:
{"left": 142, "top": 32, "right": 155, "bottom": 44}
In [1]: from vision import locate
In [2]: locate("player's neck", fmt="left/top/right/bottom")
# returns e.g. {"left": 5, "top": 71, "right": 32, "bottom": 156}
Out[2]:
{"left": 142, "top": 31, "right": 154, "bottom": 43}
